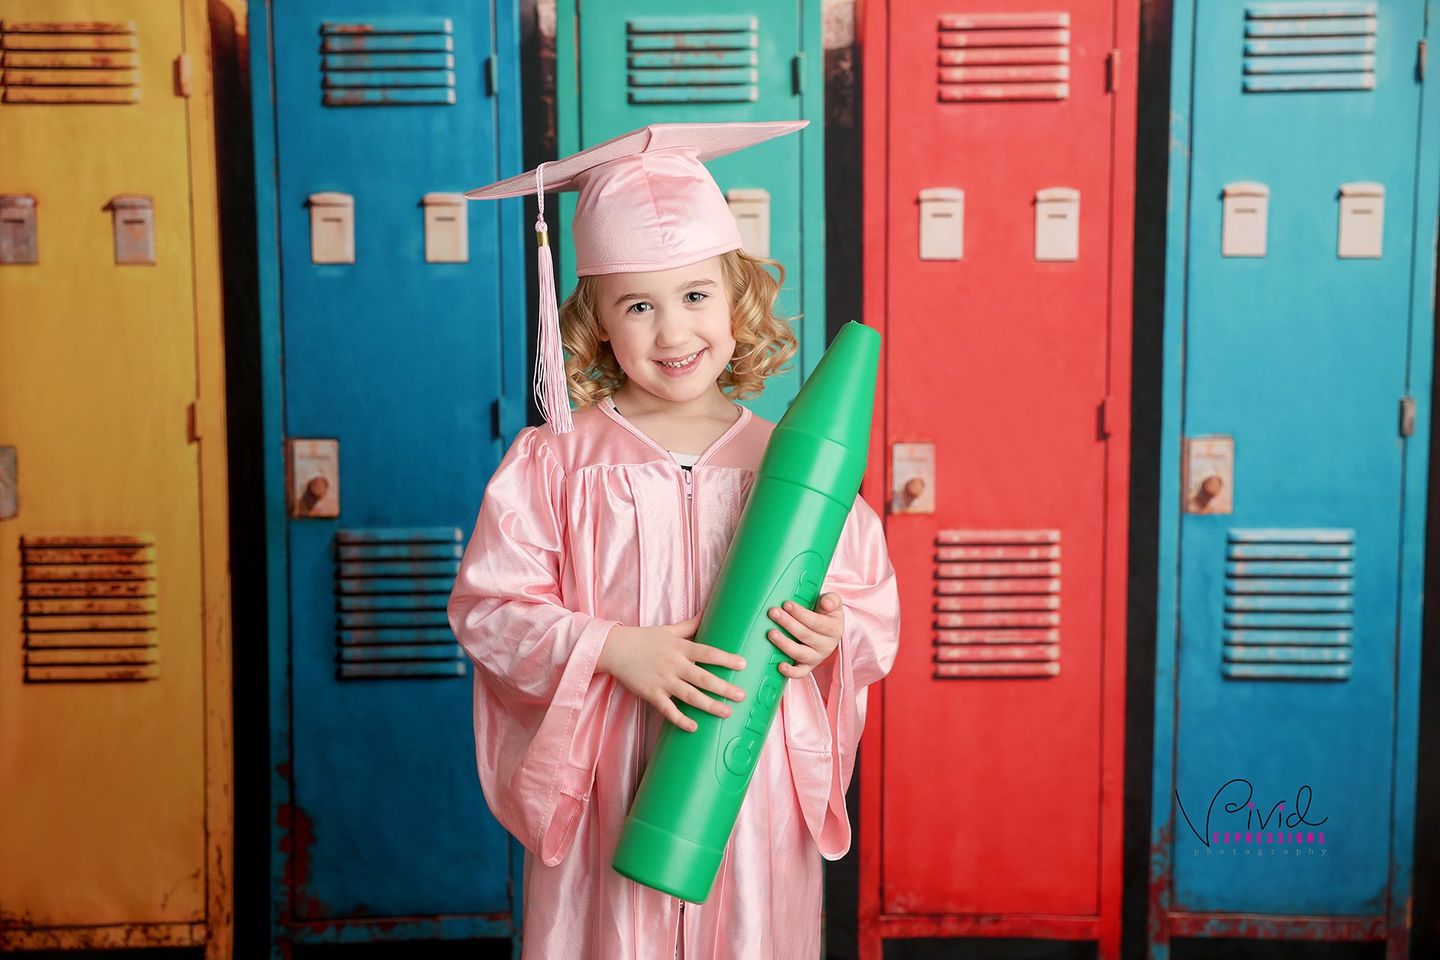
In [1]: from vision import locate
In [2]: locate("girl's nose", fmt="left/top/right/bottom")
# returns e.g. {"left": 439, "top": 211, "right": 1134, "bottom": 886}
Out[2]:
{"left": 653, "top": 310, "right": 692, "bottom": 346}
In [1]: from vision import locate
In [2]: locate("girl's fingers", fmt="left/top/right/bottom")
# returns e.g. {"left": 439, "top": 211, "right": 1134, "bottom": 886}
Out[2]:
{"left": 778, "top": 661, "right": 814, "bottom": 680}
{"left": 652, "top": 694, "right": 697, "bottom": 732}
{"left": 768, "top": 604, "right": 816, "bottom": 640}
{"left": 685, "top": 663, "right": 746, "bottom": 703}
{"left": 689, "top": 642, "right": 746, "bottom": 672}
{"left": 766, "top": 628, "right": 819, "bottom": 665}
{"left": 671, "top": 681, "right": 734, "bottom": 719}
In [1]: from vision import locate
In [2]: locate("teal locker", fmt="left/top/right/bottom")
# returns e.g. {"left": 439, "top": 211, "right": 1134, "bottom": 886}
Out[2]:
{"left": 556, "top": 3, "right": 826, "bottom": 421}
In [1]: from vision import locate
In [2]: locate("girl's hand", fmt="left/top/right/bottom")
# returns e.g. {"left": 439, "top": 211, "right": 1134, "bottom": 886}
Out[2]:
{"left": 767, "top": 593, "right": 845, "bottom": 680}
{"left": 597, "top": 614, "right": 747, "bottom": 733}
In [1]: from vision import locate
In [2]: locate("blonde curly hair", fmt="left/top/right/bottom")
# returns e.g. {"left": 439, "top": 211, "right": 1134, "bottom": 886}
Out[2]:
{"left": 558, "top": 249, "right": 799, "bottom": 409}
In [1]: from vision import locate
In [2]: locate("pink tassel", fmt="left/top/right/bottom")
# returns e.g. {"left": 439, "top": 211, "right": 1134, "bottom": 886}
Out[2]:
{"left": 533, "top": 166, "right": 573, "bottom": 434}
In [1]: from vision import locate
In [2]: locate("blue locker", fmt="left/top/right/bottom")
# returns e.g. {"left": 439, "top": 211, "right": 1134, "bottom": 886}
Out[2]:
{"left": 249, "top": 2, "right": 527, "bottom": 952}
{"left": 1150, "top": 1, "right": 1438, "bottom": 956}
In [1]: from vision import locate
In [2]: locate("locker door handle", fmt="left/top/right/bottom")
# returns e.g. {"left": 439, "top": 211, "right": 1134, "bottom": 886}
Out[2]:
{"left": 1196, "top": 475, "right": 1223, "bottom": 508}
{"left": 0, "top": 446, "right": 16, "bottom": 519}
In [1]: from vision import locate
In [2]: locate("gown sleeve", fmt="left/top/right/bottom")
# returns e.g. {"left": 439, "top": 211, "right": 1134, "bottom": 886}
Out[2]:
{"left": 448, "top": 426, "right": 622, "bottom": 867}
{"left": 782, "top": 493, "right": 900, "bottom": 859}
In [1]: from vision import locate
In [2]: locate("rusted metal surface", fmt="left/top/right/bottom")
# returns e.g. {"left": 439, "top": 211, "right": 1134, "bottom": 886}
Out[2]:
{"left": 2, "top": 20, "right": 134, "bottom": 33}
{"left": 0, "top": 918, "right": 205, "bottom": 949}
{"left": 276, "top": 802, "right": 330, "bottom": 922}
{"left": 875, "top": 913, "right": 1100, "bottom": 940}
{"left": 1167, "top": 912, "right": 1386, "bottom": 941}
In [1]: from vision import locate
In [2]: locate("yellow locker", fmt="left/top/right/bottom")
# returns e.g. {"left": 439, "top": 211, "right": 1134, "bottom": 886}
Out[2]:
{"left": 0, "top": 1, "right": 231, "bottom": 954}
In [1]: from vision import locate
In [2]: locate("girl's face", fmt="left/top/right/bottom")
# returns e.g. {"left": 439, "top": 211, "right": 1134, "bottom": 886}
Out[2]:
{"left": 594, "top": 256, "right": 737, "bottom": 407}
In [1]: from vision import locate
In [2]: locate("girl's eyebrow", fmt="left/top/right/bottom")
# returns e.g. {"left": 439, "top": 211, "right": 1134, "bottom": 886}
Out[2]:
{"left": 612, "top": 278, "right": 715, "bottom": 307}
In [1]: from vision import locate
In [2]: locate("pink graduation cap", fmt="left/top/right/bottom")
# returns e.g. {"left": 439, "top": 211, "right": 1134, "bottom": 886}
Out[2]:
{"left": 465, "top": 120, "right": 807, "bottom": 433}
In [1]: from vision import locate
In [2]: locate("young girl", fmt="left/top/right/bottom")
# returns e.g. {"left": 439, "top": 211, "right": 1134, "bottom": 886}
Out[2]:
{"left": 449, "top": 122, "right": 900, "bottom": 959}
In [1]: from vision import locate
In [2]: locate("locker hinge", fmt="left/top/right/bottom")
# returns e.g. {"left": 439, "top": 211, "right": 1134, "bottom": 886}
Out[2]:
{"left": 485, "top": 55, "right": 498, "bottom": 96}
{"left": 1106, "top": 49, "right": 1120, "bottom": 93}
{"left": 187, "top": 400, "right": 202, "bottom": 443}
{"left": 491, "top": 398, "right": 502, "bottom": 437}
{"left": 174, "top": 54, "right": 192, "bottom": 98}
{"left": 1099, "top": 396, "right": 1112, "bottom": 439}
{"left": 792, "top": 53, "right": 805, "bottom": 95}
{"left": 1400, "top": 396, "right": 1417, "bottom": 437}
{"left": 1419, "top": 39, "right": 1428, "bottom": 80}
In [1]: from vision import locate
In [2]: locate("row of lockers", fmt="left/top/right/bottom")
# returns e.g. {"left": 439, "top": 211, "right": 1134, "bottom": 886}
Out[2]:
{"left": 1, "top": 1, "right": 1435, "bottom": 959}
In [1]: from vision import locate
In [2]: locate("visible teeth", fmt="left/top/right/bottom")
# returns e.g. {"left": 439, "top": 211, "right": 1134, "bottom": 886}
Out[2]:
{"left": 659, "top": 351, "right": 700, "bottom": 368}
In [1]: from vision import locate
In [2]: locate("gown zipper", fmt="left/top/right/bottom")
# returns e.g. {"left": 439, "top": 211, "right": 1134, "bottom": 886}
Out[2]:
{"left": 682, "top": 467, "right": 695, "bottom": 608}
{"left": 678, "top": 466, "right": 694, "bottom": 959}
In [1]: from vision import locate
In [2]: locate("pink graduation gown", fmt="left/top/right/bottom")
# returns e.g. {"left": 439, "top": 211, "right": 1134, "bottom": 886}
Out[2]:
{"left": 448, "top": 396, "right": 900, "bottom": 959}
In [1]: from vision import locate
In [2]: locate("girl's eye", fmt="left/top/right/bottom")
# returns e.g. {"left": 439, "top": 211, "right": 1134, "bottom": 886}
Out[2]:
{"left": 682, "top": 291, "right": 708, "bottom": 304}
{"left": 626, "top": 301, "right": 653, "bottom": 315}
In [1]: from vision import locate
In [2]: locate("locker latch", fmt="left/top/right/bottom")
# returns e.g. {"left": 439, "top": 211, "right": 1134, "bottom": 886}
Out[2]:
{"left": 1, "top": 194, "right": 38, "bottom": 264}
{"left": 1183, "top": 436, "right": 1234, "bottom": 515}
{"left": 0, "top": 447, "right": 16, "bottom": 520}
{"left": 287, "top": 439, "right": 341, "bottom": 518}
{"left": 891, "top": 442, "right": 935, "bottom": 514}
{"left": 174, "top": 53, "right": 192, "bottom": 98}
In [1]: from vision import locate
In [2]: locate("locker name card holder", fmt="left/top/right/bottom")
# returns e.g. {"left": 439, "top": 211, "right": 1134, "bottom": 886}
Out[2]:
{"left": 423, "top": 192, "right": 469, "bottom": 263}
{"left": 309, "top": 192, "right": 355, "bottom": 264}
{"left": 1223, "top": 182, "right": 1268, "bottom": 257}
{"left": 727, "top": 188, "right": 771, "bottom": 259}
{"left": 919, "top": 188, "right": 964, "bottom": 261}
{"left": 107, "top": 195, "right": 155, "bottom": 265}
{"left": 1035, "top": 187, "right": 1079, "bottom": 261}
{"left": 1338, "top": 182, "right": 1383, "bottom": 258}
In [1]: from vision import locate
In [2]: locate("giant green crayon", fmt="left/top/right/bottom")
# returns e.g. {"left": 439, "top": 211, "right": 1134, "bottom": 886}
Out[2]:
{"left": 611, "top": 320, "right": 880, "bottom": 902}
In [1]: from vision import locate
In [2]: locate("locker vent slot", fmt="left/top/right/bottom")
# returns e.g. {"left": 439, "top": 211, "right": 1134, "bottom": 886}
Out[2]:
{"left": 932, "top": 529, "right": 1061, "bottom": 679}
{"left": 936, "top": 12, "right": 1071, "bottom": 102}
{"left": 320, "top": 17, "right": 456, "bottom": 107}
{"left": 0, "top": 20, "right": 140, "bottom": 105}
{"left": 626, "top": 16, "right": 759, "bottom": 104}
{"left": 335, "top": 527, "right": 466, "bottom": 679}
{"left": 21, "top": 535, "right": 159, "bottom": 683}
{"left": 1243, "top": 3, "right": 1377, "bottom": 93}
{"left": 1223, "top": 528, "right": 1355, "bottom": 681}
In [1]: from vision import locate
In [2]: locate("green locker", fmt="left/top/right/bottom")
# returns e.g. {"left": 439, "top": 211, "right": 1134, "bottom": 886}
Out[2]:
{"left": 557, "top": 3, "right": 826, "bottom": 420}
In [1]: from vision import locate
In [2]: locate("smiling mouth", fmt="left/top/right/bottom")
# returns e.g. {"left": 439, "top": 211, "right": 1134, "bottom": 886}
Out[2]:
{"left": 655, "top": 349, "right": 704, "bottom": 369}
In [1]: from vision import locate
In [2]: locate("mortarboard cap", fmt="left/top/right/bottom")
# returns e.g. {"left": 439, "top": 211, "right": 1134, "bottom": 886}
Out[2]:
{"left": 466, "top": 120, "right": 807, "bottom": 433}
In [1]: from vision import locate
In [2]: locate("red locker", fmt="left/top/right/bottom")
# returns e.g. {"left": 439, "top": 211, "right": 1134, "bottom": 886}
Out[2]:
{"left": 858, "top": 2, "right": 1137, "bottom": 957}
